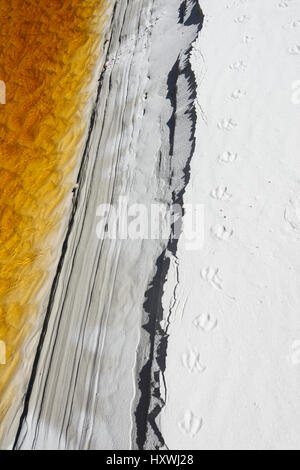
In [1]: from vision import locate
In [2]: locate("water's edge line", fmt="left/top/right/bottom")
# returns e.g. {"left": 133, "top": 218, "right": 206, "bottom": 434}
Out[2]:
{"left": 133, "top": 0, "right": 204, "bottom": 450}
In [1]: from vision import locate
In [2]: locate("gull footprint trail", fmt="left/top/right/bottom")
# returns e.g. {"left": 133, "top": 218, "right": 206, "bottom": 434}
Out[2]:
{"left": 229, "top": 60, "right": 247, "bottom": 71}
{"left": 201, "top": 267, "right": 223, "bottom": 290}
{"left": 211, "top": 224, "right": 234, "bottom": 240}
{"left": 182, "top": 349, "right": 206, "bottom": 374}
{"left": 288, "top": 45, "right": 300, "bottom": 55}
{"left": 178, "top": 411, "right": 203, "bottom": 437}
{"left": 244, "top": 35, "right": 254, "bottom": 43}
{"left": 234, "top": 15, "right": 249, "bottom": 24}
{"left": 284, "top": 195, "right": 300, "bottom": 233}
{"left": 231, "top": 89, "right": 246, "bottom": 99}
{"left": 210, "top": 185, "right": 232, "bottom": 201}
{"left": 284, "top": 20, "right": 300, "bottom": 30}
{"left": 193, "top": 313, "right": 218, "bottom": 333}
{"left": 278, "top": 1, "right": 290, "bottom": 8}
{"left": 218, "top": 118, "right": 238, "bottom": 131}
{"left": 219, "top": 151, "right": 238, "bottom": 163}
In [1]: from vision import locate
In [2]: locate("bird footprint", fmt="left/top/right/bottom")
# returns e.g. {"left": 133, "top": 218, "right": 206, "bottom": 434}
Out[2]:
{"left": 278, "top": 1, "right": 289, "bottom": 8}
{"left": 201, "top": 267, "right": 223, "bottom": 290}
{"left": 288, "top": 45, "right": 300, "bottom": 55}
{"left": 234, "top": 15, "right": 249, "bottom": 24}
{"left": 284, "top": 20, "right": 300, "bottom": 29}
{"left": 284, "top": 196, "right": 300, "bottom": 233}
{"left": 178, "top": 411, "right": 203, "bottom": 437}
{"left": 182, "top": 349, "right": 206, "bottom": 374}
{"left": 244, "top": 35, "right": 254, "bottom": 43}
{"left": 193, "top": 313, "right": 218, "bottom": 332}
{"left": 231, "top": 89, "right": 246, "bottom": 99}
{"left": 219, "top": 151, "right": 238, "bottom": 163}
{"left": 230, "top": 60, "right": 247, "bottom": 71}
{"left": 218, "top": 118, "right": 237, "bottom": 131}
{"left": 211, "top": 224, "right": 234, "bottom": 240}
{"left": 210, "top": 185, "right": 232, "bottom": 201}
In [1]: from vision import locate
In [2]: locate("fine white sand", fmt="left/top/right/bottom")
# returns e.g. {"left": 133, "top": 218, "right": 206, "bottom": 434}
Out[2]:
{"left": 161, "top": 0, "right": 300, "bottom": 450}
{"left": 5, "top": 0, "right": 300, "bottom": 451}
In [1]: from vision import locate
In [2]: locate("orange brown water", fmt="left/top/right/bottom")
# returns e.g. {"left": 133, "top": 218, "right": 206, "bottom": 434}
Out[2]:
{"left": 0, "top": 0, "right": 109, "bottom": 427}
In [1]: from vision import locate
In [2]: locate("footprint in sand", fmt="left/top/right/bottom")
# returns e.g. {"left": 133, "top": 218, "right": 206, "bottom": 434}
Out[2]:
{"left": 284, "top": 195, "right": 300, "bottom": 233}
{"left": 234, "top": 15, "right": 249, "bottom": 24}
{"left": 231, "top": 89, "right": 246, "bottom": 99}
{"left": 230, "top": 60, "right": 247, "bottom": 71}
{"left": 201, "top": 267, "right": 223, "bottom": 290}
{"left": 292, "top": 80, "right": 300, "bottom": 104}
{"left": 288, "top": 45, "right": 300, "bottom": 55}
{"left": 284, "top": 20, "right": 300, "bottom": 30}
{"left": 218, "top": 118, "right": 237, "bottom": 131}
{"left": 278, "top": 1, "right": 290, "bottom": 8}
{"left": 182, "top": 349, "right": 206, "bottom": 374}
{"left": 244, "top": 35, "right": 254, "bottom": 43}
{"left": 291, "top": 340, "right": 300, "bottom": 365}
{"left": 193, "top": 313, "right": 218, "bottom": 333}
{"left": 210, "top": 185, "right": 232, "bottom": 201}
{"left": 219, "top": 151, "right": 238, "bottom": 163}
{"left": 178, "top": 411, "right": 203, "bottom": 437}
{"left": 211, "top": 224, "right": 234, "bottom": 240}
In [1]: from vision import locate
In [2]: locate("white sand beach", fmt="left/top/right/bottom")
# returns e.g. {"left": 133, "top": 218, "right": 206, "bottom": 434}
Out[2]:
{"left": 161, "top": 0, "right": 300, "bottom": 450}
